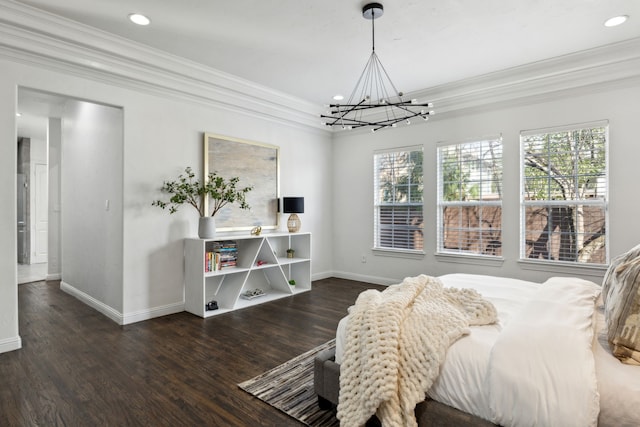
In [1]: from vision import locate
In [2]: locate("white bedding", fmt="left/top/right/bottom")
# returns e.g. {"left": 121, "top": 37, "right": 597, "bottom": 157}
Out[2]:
{"left": 336, "top": 275, "right": 498, "bottom": 427}
{"left": 335, "top": 273, "right": 640, "bottom": 427}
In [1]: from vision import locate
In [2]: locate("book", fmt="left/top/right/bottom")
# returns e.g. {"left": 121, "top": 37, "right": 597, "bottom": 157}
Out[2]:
{"left": 211, "top": 240, "right": 238, "bottom": 270}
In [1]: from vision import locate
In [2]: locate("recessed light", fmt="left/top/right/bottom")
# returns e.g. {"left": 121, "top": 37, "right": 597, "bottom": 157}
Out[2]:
{"left": 333, "top": 94, "right": 344, "bottom": 101}
{"left": 604, "top": 15, "right": 628, "bottom": 27}
{"left": 128, "top": 13, "right": 151, "bottom": 26}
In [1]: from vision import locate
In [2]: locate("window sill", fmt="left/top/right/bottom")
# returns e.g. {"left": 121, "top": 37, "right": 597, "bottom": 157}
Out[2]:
{"left": 518, "top": 259, "right": 608, "bottom": 279}
{"left": 372, "top": 248, "right": 425, "bottom": 260}
{"left": 435, "top": 252, "right": 504, "bottom": 267}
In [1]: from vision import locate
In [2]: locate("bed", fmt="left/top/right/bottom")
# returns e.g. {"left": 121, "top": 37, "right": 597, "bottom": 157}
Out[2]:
{"left": 314, "top": 257, "right": 640, "bottom": 427}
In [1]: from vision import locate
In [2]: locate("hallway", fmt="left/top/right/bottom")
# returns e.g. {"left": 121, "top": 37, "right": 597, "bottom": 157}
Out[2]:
{"left": 17, "top": 263, "right": 47, "bottom": 284}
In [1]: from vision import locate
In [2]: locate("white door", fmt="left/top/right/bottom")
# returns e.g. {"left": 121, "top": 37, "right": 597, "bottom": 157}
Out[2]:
{"left": 33, "top": 163, "right": 48, "bottom": 264}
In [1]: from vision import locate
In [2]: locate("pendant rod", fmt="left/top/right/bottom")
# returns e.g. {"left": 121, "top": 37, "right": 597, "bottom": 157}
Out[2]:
{"left": 372, "top": 8, "right": 375, "bottom": 52}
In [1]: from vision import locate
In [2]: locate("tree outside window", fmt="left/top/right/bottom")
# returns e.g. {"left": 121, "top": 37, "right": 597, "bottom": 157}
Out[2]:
{"left": 374, "top": 147, "right": 423, "bottom": 251}
{"left": 437, "top": 138, "right": 503, "bottom": 256}
{"left": 521, "top": 123, "right": 608, "bottom": 265}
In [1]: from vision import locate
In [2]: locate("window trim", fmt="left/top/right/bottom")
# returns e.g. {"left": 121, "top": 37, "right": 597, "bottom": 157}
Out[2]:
{"left": 518, "top": 259, "right": 608, "bottom": 277}
{"left": 373, "top": 145, "right": 424, "bottom": 253}
{"left": 372, "top": 247, "right": 425, "bottom": 259}
{"left": 519, "top": 120, "right": 609, "bottom": 266}
{"left": 436, "top": 135, "right": 503, "bottom": 259}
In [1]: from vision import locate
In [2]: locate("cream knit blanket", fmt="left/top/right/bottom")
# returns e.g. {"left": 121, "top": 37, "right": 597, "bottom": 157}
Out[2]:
{"left": 337, "top": 274, "right": 497, "bottom": 427}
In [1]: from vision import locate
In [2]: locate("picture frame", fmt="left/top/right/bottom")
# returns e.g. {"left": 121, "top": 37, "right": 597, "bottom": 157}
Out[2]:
{"left": 204, "top": 133, "right": 280, "bottom": 232}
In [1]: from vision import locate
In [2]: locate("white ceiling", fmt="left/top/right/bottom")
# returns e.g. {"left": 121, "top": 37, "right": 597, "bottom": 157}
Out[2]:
{"left": 13, "top": 0, "right": 640, "bottom": 106}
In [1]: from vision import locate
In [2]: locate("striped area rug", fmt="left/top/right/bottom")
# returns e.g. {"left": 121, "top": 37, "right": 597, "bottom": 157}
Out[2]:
{"left": 238, "top": 340, "right": 339, "bottom": 427}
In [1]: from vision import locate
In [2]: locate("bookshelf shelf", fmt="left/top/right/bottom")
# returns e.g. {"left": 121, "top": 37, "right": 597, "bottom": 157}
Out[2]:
{"left": 184, "top": 232, "right": 312, "bottom": 318}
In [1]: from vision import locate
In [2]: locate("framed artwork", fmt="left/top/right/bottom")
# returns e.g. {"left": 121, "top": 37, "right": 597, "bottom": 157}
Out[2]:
{"left": 204, "top": 133, "right": 280, "bottom": 232}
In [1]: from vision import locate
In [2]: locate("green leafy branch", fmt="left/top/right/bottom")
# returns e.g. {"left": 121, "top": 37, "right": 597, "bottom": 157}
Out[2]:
{"left": 206, "top": 173, "right": 252, "bottom": 217}
{"left": 152, "top": 167, "right": 253, "bottom": 217}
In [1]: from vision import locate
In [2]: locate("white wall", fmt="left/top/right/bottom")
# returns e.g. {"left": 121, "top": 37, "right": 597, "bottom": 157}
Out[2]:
{"left": 332, "top": 82, "right": 640, "bottom": 285}
{"left": 61, "top": 100, "right": 124, "bottom": 313}
{"left": 0, "top": 55, "right": 333, "bottom": 349}
{"left": 120, "top": 93, "right": 333, "bottom": 321}
{"left": 0, "top": 81, "right": 20, "bottom": 353}
{"left": 47, "top": 117, "right": 62, "bottom": 279}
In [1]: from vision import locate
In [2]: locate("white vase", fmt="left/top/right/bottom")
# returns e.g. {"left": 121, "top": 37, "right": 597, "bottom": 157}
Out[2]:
{"left": 198, "top": 216, "right": 216, "bottom": 239}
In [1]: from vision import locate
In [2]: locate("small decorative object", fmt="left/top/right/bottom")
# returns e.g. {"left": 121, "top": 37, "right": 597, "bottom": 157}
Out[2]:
{"left": 286, "top": 249, "right": 295, "bottom": 259}
{"left": 152, "top": 166, "right": 253, "bottom": 239}
{"left": 288, "top": 279, "right": 296, "bottom": 286}
{"left": 241, "top": 288, "right": 266, "bottom": 300}
{"left": 283, "top": 197, "right": 304, "bottom": 233}
{"left": 205, "top": 300, "right": 218, "bottom": 311}
{"left": 199, "top": 217, "right": 216, "bottom": 240}
{"left": 251, "top": 226, "right": 262, "bottom": 236}
{"left": 256, "top": 260, "right": 267, "bottom": 266}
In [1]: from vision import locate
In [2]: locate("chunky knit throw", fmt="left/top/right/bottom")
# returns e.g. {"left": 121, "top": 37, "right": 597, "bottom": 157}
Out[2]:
{"left": 337, "top": 274, "right": 497, "bottom": 427}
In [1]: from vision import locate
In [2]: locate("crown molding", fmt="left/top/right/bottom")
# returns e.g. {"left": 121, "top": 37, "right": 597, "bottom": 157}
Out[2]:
{"left": 1, "top": 1, "right": 639, "bottom": 134}
{"left": 333, "top": 37, "right": 640, "bottom": 137}
{"left": 411, "top": 37, "right": 640, "bottom": 117}
{"left": 0, "top": 0, "right": 326, "bottom": 132}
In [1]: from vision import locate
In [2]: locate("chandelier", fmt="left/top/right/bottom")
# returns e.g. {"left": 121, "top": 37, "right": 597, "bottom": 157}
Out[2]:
{"left": 321, "top": 3, "right": 434, "bottom": 132}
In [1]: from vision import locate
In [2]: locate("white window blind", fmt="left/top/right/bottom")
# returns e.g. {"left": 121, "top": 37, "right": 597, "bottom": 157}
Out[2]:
{"left": 437, "top": 137, "right": 503, "bottom": 257}
{"left": 520, "top": 122, "right": 608, "bottom": 265}
{"left": 374, "top": 146, "right": 424, "bottom": 251}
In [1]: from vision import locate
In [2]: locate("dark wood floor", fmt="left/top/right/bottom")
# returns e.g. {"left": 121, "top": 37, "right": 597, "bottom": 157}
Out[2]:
{"left": 0, "top": 278, "right": 383, "bottom": 426}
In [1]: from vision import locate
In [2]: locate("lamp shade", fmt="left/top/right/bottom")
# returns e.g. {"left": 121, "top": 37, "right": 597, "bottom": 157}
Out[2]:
{"left": 283, "top": 197, "right": 304, "bottom": 214}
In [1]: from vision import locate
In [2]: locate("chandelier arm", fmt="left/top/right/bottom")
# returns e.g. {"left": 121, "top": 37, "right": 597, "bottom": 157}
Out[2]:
{"left": 394, "top": 104, "right": 433, "bottom": 118}
{"left": 322, "top": 117, "right": 381, "bottom": 127}
{"left": 323, "top": 114, "right": 382, "bottom": 125}
{"left": 336, "top": 99, "right": 366, "bottom": 118}
{"left": 321, "top": 99, "right": 368, "bottom": 126}
{"left": 384, "top": 101, "right": 432, "bottom": 107}
{"left": 375, "top": 116, "right": 408, "bottom": 127}
{"left": 322, "top": 112, "right": 393, "bottom": 127}
{"left": 329, "top": 105, "right": 384, "bottom": 112}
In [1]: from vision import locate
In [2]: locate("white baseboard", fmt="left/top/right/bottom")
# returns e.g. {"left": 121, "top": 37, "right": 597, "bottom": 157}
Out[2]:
{"left": 60, "top": 273, "right": 386, "bottom": 327}
{"left": 60, "top": 281, "right": 124, "bottom": 324}
{"left": 0, "top": 335, "right": 22, "bottom": 354}
{"left": 330, "top": 271, "right": 396, "bottom": 286}
{"left": 60, "top": 281, "right": 185, "bottom": 325}
{"left": 122, "top": 303, "right": 185, "bottom": 325}
{"left": 311, "top": 270, "right": 334, "bottom": 281}
{"left": 46, "top": 273, "right": 61, "bottom": 281}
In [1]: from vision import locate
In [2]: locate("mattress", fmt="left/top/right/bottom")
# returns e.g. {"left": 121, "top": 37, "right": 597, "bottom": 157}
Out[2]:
{"left": 335, "top": 273, "right": 640, "bottom": 427}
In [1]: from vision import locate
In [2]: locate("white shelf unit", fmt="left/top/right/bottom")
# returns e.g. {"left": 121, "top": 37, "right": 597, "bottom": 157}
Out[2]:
{"left": 184, "top": 232, "right": 312, "bottom": 318}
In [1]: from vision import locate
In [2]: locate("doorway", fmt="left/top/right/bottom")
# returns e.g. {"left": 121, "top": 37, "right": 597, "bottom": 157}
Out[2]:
{"left": 16, "top": 88, "right": 124, "bottom": 290}
{"left": 17, "top": 134, "right": 48, "bottom": 284}
{"left": 16, "top": 90, "right": 55, "bottom": 285}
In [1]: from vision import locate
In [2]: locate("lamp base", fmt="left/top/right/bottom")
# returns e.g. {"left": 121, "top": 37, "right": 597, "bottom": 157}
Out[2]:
{"left": 287, "top": 213, "right": 301, "bottom": 233}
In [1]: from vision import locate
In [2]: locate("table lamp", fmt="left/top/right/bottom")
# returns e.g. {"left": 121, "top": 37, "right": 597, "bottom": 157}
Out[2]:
{"left": 283, "top": 197, "right": 304, "bottom": 233}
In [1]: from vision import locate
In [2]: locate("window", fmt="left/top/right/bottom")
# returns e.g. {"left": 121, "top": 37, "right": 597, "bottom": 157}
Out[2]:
{"left": 520, "top": 122, "right": 608, "bottom": 265}
{"left": 437, "top": 137, "right": 503, "bottom": 256}
{"left": 374, "top": 146, "right": 423, "bottom": 251}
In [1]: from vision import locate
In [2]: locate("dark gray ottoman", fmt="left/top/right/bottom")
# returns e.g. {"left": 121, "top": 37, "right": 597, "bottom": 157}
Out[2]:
{"left": 313, "top": 347, "right": 497, "bottom": 427}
